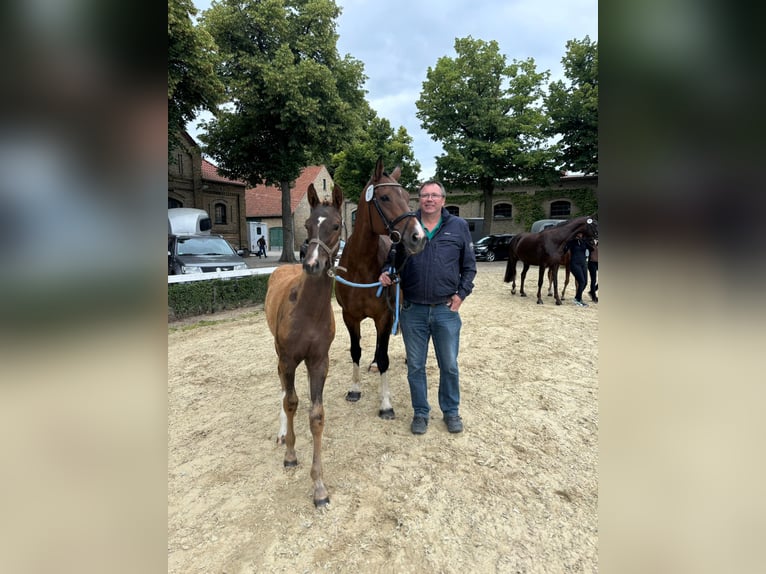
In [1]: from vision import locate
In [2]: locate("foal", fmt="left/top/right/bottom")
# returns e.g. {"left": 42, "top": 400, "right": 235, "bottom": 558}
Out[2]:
{"left": 264, "top": 182, "right": 343, "bottom": 507}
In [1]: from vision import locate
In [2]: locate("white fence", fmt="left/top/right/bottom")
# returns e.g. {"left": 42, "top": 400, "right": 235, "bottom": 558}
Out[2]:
{"left": 168, "top": 267, "right": 277, "bottom": 284}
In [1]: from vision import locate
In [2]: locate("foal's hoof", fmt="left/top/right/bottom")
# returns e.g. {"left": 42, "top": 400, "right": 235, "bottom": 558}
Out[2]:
{"left": 367, "top": 362, "right": 379, "bottom": 373}
{"left": 346, "top": 391, "right": 361, "bottom": 402}
{"left": 314, "top": 496, "right": 330, "bottom": 508}
{"left": 520, "top": 292, "right": 527, "bottom": 297}
{"left": 536, "top": 300, "right": 543, "bottom": 305}
{"left": 284, "top": 459, "right": 298, "bottom": 468}
{"left": 555, "top": 300, "right": 562, "bottom": 306}
{"left": 378, "top": 408, "right": 395, "bottom": 420}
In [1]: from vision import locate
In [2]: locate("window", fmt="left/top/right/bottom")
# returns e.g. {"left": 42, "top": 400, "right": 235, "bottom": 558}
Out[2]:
{"left": 446, "top": 205, "right": 460, "bottom": 216}
{"left": 214, "top": 203, "right": 227, "bottom": 225}
{"left": 351, "top": 209, "right": 357, "bottom": 229}
{"left": 322, "top": 178, "right": 327, "bottom": 191}
{"left": 550, "top": 200, "right": 571, "bottom": 218}
{"left": 493, "top": 203, "right": 512, "bottom": 219}
{"left": 176, "top": 153, "right": 184, "bottom": 175}
{"left": 168, "top": 197, "right": 182, "bottom": 209}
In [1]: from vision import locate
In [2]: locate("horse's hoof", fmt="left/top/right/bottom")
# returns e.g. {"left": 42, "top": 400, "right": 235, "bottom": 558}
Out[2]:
{"left": 284, "top": 459, "right": 298, "bottom": 468}
{"left": 314, "top": 496, "right": 330, "bottom": 508}
{"left": 368, "top": 362, "right": 379, "bottom": 373}
{"left": 536, "top": 300, "right": 543, "bottom": 305}
{"left": 378, "top": 408, "right": 395, "bottom": 420}
{"left": 520, "top": 293, "right": 527, "bottom": 298}
{"left": 555, "top": 300, "right": 562, "bottom": 306}
{"left": 346, "top": 391, "right": 361, "bottom": 402}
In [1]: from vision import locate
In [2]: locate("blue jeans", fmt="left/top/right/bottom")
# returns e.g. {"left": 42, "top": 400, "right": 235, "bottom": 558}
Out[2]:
{"left": 399, "top": 301, "right": 462, "bottom": 419}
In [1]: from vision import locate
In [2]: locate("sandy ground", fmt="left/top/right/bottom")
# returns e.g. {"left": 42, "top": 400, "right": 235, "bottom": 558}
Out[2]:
{"left": 168, "top": 261, "right": 598, "bottom": 573}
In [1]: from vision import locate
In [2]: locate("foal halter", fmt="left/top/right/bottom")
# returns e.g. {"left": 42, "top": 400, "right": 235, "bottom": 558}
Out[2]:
{"left": 368, "top": 182, "right": 418, "bottom": 244}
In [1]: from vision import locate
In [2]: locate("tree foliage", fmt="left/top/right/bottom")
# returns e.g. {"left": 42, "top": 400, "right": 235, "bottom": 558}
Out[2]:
{"left": 198, "top": 0, "right": 366, "bottom": 261}
{"left": 168, "top": 0, "right": 224, "bottom": 154}
{"left": 416, "top": 37, "right": 556, "bottom": 235}
{"left": 546, "top": 36, "right": 598, "bottom": 175}
{"left": 330, "top": 108, "right": 421, "bottom": 202}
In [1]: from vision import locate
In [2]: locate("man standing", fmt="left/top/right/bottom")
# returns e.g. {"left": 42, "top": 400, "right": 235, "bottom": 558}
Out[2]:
{"left": 379, "top": 180, "right": 477, "bottom": 434}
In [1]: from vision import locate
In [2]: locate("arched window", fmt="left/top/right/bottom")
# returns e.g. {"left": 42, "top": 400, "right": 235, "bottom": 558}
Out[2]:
{"left": 168, "top": 197, "right": 182, "bottom": 209}
{"left": 493, "top": 203, "right": 512, "bottom": 219}
{"left": 446, "top": 205, "right": 460, "bottom": 216}
{"left": 351, "top": 209, "right": 357, "bottom": 230}
{"left": 214, "top": 202, "right": 227, "bottom": 225}
{"left": 550, "top": 200, "right": 571, "bottom": 218}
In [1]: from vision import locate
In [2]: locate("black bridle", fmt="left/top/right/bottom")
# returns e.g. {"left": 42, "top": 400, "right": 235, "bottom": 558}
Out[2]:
{"left": 368, "top": 182, "right": 418, "bottom": 244}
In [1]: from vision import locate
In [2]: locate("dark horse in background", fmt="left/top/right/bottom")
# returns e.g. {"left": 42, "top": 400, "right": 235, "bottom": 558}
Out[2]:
{"left": 265, "top": 182, "right": 343, "bottom": 507}
{"left": 504, "top": 216, "right": 598, "bottom": 305}
{"left": 335, "top": 158, "right": 426, "bottom": 419}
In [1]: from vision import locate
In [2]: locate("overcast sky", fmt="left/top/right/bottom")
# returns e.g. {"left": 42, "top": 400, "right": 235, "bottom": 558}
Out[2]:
{"left": 187, "top": 0, "right": 597, "bottom": 181}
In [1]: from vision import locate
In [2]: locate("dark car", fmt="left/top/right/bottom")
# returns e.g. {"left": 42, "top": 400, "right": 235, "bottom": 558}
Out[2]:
{"left": 168, "top": 234, "right": 248, "bottom": 275}
{"left": 473, "top": 234, "right": 515, "bottom": 262}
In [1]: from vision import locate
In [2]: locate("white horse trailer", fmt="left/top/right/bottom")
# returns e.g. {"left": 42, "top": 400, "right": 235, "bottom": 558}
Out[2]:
{"left": 248, "top": 222, "right": 269, "bottom": 254}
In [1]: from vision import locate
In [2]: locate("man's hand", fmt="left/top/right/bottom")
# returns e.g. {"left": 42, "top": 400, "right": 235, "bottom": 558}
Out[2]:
{"left": 379, "top": 272, "right": 393, "bottom": 287}
{"left": 447, "top": 294, "right": 463, "bottom": 311}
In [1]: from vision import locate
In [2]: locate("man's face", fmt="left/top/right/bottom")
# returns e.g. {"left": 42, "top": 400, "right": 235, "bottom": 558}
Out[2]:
{"left": 419, "top": 183, "right": 444, "bottom": 215}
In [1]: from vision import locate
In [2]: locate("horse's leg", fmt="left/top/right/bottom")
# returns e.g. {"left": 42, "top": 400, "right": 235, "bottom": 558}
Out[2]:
{"left": 520, "top": 264, "right": 530, "bottom": 297}
{"left": 536, "top": 266, "right": 545, "bottom": 304}
{"left": 373, "top": 315, "right": 394, "bottom": 420}
{"left": 561, "top": 265, "right": 570, "bottom": 300}
{"left": 344, "top": 314, "right": 363, "bottom": 402}
{"left": 551, "top": 264, "right": 562, "bottom": 305}
{"left": 279, "top": 361, "right": 299, "bottom": 467}
{"left": 547, "top": 267, "right": 553, "bottom": 296}
{"left": 276, "top": 390, "right": 287, "bottom": 445}
{"left": 307, "top": 358, "right": 329, "bottom": 507}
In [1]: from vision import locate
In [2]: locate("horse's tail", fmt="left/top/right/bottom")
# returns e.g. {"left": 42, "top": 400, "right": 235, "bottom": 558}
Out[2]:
{"left": 503, "top": 236, "right": 521, "bottom": 283}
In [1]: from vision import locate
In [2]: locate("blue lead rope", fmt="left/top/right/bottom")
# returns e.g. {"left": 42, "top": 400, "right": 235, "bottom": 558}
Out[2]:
{"left": 332, "top": 268, "right": 402, "bottom": 335}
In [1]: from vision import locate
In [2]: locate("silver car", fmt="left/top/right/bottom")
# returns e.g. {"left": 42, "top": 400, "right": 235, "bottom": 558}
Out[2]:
{"left": 168, "top": 234, "right": 248, "bottom": 275}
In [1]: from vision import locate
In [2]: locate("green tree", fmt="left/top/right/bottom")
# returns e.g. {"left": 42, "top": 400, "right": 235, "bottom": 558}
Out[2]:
{"left": 546, "top": 36, "right": 598, "bottom": 175}
{"left": 330, "top": 108, "right": 421, "bottom": 203}
{"left": 416, "top": 37, "right": 556, "bottom": 236}
{"left": 168, "top": 0, "right": 224, "bottom": 155}
{"left": 199, "top": 0, "right": 366, "bottom": 262}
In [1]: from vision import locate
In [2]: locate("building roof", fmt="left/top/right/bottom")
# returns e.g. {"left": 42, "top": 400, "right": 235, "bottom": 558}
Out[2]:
{"left": 201, "top": 158, "right": 246, "bottom": 187}
{"left": 245, "top": 165, "right": 324, "bottom": 218}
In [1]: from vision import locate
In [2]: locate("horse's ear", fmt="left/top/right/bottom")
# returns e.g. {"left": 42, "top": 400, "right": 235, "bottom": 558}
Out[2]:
{"left": 373, "top": 156, "right": 384, "bottom": 181}
{"left": 307, "top": 183, "right": 319, "bottom": 208}
{"left": 332, "top": 183, "right": 343, "bottom": 210}
{"left": 390, "top": 166, "right": 401, "bottom": 182}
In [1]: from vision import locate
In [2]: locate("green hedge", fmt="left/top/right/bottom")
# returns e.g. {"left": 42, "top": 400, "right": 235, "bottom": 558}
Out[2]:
{"left": 168, "top": 274, "right": 270, "bottom": 320}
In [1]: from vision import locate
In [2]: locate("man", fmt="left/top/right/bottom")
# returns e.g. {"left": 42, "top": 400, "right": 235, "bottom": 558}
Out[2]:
{"left": 379, "top": 180, "right": 477, "bottom": 434}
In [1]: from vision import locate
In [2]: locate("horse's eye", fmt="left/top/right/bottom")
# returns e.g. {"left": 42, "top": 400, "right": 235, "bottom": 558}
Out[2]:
{"left": 380, "top": 195, "right": 390, "bottom": 203}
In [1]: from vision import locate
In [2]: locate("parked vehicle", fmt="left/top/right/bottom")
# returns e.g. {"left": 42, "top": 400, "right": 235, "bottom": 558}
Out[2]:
{"left": 530, "top": 219, "right": 566, "bottom": 233}
{"left": 168, "top": 234, "right": 247, "bottom": 275}
{"left": 168, "top": 208, "right": 212, "bottom": 235}
{"left": 473, "top": 234, "right": 515, "bottom": 262}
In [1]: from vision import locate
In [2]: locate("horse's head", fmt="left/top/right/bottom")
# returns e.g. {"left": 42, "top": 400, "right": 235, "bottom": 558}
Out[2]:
{"left": 362, "top": 157, "right": 426, "bottom": 255}
{"left": 303, "top": 183, "right": 343, "bottom": 276}
{"left": 583, "top": 216, "right": 599, "bottom": 240}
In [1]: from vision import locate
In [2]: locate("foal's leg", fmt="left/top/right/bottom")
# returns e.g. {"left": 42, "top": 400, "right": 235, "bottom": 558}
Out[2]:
{"left": 550, "top": 264, "right": 562, "bottom": 305}
{"left": 279, "top": 361, "right": 299, "bottom": 467}
{"left": 307, "top": 358, "right": 330, "bottom": 507}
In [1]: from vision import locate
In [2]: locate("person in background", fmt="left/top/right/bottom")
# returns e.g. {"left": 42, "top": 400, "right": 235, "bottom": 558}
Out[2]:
{"left": 257, "top": 235, "right": 267, "bottom": 258}
{"left": 587, "top": 241, "right": 598, "bottom": 303}
{"left": 379, "top": 180, "right": 477, "bottom": 435}
{"left": 563, "top": 232, "right": 596, "bottom": 307}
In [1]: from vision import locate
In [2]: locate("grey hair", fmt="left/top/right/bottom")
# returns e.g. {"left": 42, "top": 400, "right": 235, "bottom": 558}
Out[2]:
{"left": 417, "top": 180, "right": 446, "bottom": 197}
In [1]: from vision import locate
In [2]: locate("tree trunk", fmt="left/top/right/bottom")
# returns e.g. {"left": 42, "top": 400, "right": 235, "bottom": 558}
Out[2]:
{"left": 481, "top": 183, "right": 494, "bottom": 237}
{"left": 279, "top": 180, "right": 297, "bottom": 262}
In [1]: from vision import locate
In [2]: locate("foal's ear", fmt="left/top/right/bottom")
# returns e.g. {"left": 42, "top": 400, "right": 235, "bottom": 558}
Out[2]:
{"left": 307, "top": 183, "right": 319, "bottom": 208}
{"left": 332, "top": 183, "right": 343, "bottom": 210}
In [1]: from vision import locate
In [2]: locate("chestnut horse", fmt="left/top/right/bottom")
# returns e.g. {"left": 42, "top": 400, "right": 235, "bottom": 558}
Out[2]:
{"left": 503, "top": 216, "right": 598, "bottom": 305}
{"left": 265, "top": 182, "right": 343, "bottom": 507}
{"left": 334, "top": 158, "right": 426, "bottom": 419}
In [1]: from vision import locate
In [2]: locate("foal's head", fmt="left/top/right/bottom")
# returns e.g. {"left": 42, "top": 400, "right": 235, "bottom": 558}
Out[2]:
{"left": 302, "top": 182, "right": 343, "bottom": 276}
